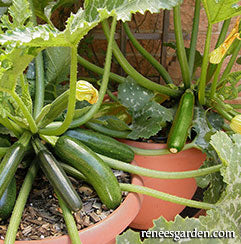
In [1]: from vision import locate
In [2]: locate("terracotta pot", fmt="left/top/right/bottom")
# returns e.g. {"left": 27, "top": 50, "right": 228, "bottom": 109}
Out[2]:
{"left": 1, "top": 174, "right": 143, "bottom": 244}
{"left": 120, "top": 140, "right": 206, "bottom": 230}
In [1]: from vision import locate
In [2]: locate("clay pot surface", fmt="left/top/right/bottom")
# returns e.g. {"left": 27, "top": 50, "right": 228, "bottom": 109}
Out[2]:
{"left": 1, "top": 175, "right": 143, "bottom": 244}
{"left": 120, "top": 139, "right": 205, "bottom": 230}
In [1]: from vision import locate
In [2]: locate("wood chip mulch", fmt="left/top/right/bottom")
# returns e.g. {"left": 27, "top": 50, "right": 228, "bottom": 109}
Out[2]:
{"left": 0, "top": 167, "right": 130, "bottom": 241}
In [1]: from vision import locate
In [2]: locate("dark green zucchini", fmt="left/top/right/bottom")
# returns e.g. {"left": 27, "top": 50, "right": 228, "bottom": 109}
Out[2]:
{"left": 54, "top": 135, "right": 122, "bottom": 209}
{"left": 64, "top": 129, "right": 134, "bottom": 163}
{"left": 32, "top": 138, "right": 82, "bottom": 212}
{"left": 167, "top": 89, "right": 195, "bottom": 153}
{"left": 0, "top": 177, "right": 16, "bottom": 220}
{"left": 0, "top": 131, "right": 31, "bottom": 199}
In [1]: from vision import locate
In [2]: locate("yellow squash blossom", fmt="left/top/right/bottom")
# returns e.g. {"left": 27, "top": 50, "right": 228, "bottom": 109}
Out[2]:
{"left": 76, "top": 80, "right": 98, "bottom": 104}
{"left": 210, "top": 17, "right": 241, "bottom": 64}
{"left": 230, "top": 115, "right": 241, "bottom": 134}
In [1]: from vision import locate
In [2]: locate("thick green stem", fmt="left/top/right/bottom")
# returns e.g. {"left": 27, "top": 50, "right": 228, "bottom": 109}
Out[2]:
{"left": 37, "top": 90, "right": 69, "bottom": 128}
{"left": 123, "top": 22, "right": 173, "bottom": 84}
{"left": 33, "top": 52, "right": 45, "bottom": 119}
{"left": 221, "top": 41, "right": 241, "bottom": 80}
{"left": 67, "top": 16, "right": 117, "bottom": 128}
{"left": 106, "top": 90, "right": 119, "bottom": 102}
{"left": 120, "top": 183, "right": 215, "bottom": 210}
{"left": 207, "top": 98, "right": 233, "bottom": 121}
{"left": 102, "top": 19, "right": 181, "bottom": 98}
{"left": 77, "top": 55, "right": 125, "bottom": 84}
{"left": 188, "top": 0, "right": 201, "bottom": 76}
{"left": 128, "top": 141, "right": 196, "bottom": 156}
{"left": 207, "top": 19, "right": 231, "bottom": 82}
{"left": 29, "top": 0, "right": 45, "bottom": 119}
{"left": 4, "top": 162, "right": 39, "bottom": 244}
{"left": 98, "top": 153, "right": 221, "bottom": 179}
{"left": 210, "top": 61, "right": 223, "bottom": 99}
{"left": 85, "top": 121, "right": 130, "bottom": 138}
{"left": 0, "top": 117, "right": 22, "bottom": 138}
{"left": 229, "top": 103, "right": 241, "bottom": 109}
{"left": 40, "top": 46, "right": 78, "bottom": 135}
{"left": 60, "top": 162, "right": 87, "bottom": 182}
{"left": 10, "top": 91, "right": 38, "bottom": 133}
{"left": 55, "top": 191, "right": 82, "bottom": 244}
{"left": 198, "top": 24, "right": 212, "bottom": 105}
{"left": 173, "top": 4, "right": 191, "bottom": 88}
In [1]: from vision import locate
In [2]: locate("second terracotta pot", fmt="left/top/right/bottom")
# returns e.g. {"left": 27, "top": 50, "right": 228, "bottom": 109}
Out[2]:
{"left": 120, "top": 140, "right": 205, "bottom": 230}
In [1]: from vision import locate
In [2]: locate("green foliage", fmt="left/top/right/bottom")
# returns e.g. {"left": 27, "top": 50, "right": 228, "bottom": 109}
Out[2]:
{"left": 217, "top": 71, "right": 241, "bottom": 100}
{"left": 0, "top": 0, "right": 182, "bottom": 47}
{"left": 84, "top": 0, "right": 182, "bottom": 22}
{"left": 44, "top": 47, "right": 71, "bottom": 86}
{"left": 201, "top": 0, "right": 241, "bottom": 24}
{"left": 192, "top": 107, "right": 215, "bottom": 151}
{"left": 118, "top": 76, "right": 154, "bottom": 113}
{"left": 118, "top": 77, "right": 173, "bottom": 139}
{"left": 32, "top": 0, "right": 78, "bottom": 23}
{"left": 0, "top": 47, "right": 40, "bottom": 92}
{"left": 1, "top": 0, "right": 32, "bottom": 30}
{"left": 0, "top": 92, "right": 13, "bottom": 118}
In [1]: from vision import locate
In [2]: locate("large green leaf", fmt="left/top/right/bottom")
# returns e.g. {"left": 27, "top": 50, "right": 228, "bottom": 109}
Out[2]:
{"left": 84, "top": 0, "right": 183, "bottom": 22}
{"left": 128, "top": 101, "right": 172, "bottom": 140}
{"left": 201, "top": 0, "right": 241, "bottom": 24}
{"left": 118, "top": 77, "right": 173, "bottom": 139}
{"left": 43, "top": 46, "right": 71, "bottom": 86}
{"left": 217, "top": 71, "right": 241, "bottom": 100}
{"left": 32, "top": 0, "right": 78, "bottom": 22}
{"left": 0, "top": 47, "right": 41, "bottom": 91}
{"left": 118, "top": 76, "right": 154, "bottom": 113}
{"left": 0, "top": 0, "right": 182, "bottom": 47}
{"left": 1, "top": 0, "right": 32, "bottom": 30}
{"left": 192, "top": 106, "right": 214, "bottom": 151}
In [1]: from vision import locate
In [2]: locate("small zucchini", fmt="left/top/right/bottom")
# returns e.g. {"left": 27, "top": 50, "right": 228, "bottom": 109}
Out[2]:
{"left": 64, "top": 129, "right": 134, "bottom": 163}
{"left": 0, "top": 131, "right": 31, "bottom": 199}
{"left": 167, "top": 89, "right": 195, "bottom": 153}
{"left": 0, "top": 177, "right": 16, "bottom": 220}
{"left": 54, "top": 135, "right": 122, "bottom": 209}
{"left": 32, "top": 138, "right": 82, "bottom": 212}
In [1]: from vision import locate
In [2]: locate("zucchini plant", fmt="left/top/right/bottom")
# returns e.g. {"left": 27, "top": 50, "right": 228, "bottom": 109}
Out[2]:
{"left": 0, "top": 0, "right": 240, "bottom": 243}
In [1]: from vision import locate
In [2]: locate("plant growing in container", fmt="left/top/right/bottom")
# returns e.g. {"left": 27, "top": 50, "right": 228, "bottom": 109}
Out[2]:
{"left": 0, "top": 0, "right": 239, "bottom": 244}
{"left": 77, "top": 0, "right": 241, "bottom": 231}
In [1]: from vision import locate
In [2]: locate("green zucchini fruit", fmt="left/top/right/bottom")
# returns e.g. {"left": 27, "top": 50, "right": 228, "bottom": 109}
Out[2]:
{"left": 0, "top": 177, "right": 16, "bottom": 220}
{"left": 0, "top": 131, "right": 31, "bottom": 199}
{"left": 64, "top": 129, "right": 134, "bottom": 163}
{"left": 32, "top": 138, "right": 82, "bottom": 212}
{"left": 54, "top": 135, "right": 122, "bottom": 209}
{"left": 85, "top": 121, "right": 130, "bottom": 138}
{"left": 167, "top": 89, "right": 195, "bottom": 153}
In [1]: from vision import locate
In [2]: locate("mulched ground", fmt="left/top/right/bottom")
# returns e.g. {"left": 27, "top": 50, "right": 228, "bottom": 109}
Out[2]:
{"left": 0, "top": 166, "right": 130, "bottom": 241}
